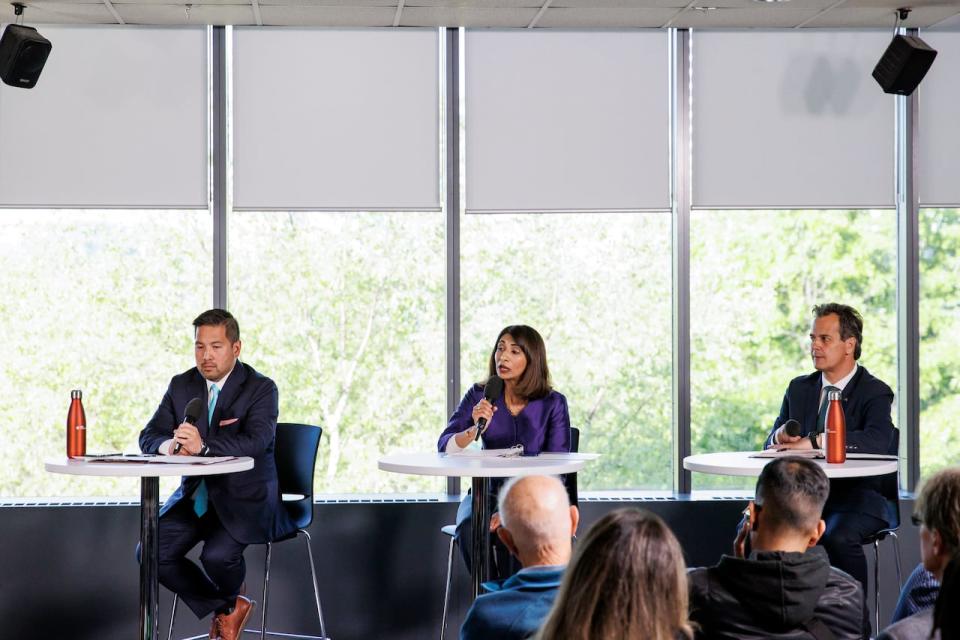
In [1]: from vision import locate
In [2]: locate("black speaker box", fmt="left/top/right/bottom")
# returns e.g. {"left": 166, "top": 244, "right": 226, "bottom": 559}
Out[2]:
{"left": 0, "top": 23, "right": 52, "bottom": 89}
{"left": 872, "top": 34, "right": 937, "bottom": 96}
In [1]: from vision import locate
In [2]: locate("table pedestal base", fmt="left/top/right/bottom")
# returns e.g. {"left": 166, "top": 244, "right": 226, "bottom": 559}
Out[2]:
{"left": 140, "top": 477, "right": 159, "bottom": 640}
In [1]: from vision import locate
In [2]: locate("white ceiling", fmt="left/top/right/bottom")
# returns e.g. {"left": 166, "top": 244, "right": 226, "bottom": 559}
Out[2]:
{"left": 2, "top": 0, "right": 960, "bottom": 29}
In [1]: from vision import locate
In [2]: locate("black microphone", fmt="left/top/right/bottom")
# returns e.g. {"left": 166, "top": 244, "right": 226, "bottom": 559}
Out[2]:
{"left": 474, "top": 375, "right": 505, "bottom": 442}
{"left": 783, "top": 418, "right": 801, "bottom": 438}
{"left": 172, "top": 397, "right": 204, "bottom": 454}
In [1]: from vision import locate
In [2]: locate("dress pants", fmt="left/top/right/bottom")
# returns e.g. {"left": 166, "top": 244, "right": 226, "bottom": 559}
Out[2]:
{"left": 820, "top": 509, "right": 888, "bottom": 591}
{"left": 156, "top": 499, "right": 248, "bottom": 618}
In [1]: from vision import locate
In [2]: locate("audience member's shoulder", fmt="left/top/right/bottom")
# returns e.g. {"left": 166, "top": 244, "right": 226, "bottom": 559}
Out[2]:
{"left": 878, "top": 608, "right": 934, "bottom": 640}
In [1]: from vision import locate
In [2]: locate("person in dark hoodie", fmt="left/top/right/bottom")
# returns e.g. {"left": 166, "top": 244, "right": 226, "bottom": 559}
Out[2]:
{"left": 688, "top": 456, "right": 867, "bottom": 640}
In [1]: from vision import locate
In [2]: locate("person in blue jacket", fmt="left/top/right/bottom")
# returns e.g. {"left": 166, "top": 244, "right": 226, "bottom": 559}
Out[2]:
{"left": 460, "top": 475, "right": 578, "bottom": 640}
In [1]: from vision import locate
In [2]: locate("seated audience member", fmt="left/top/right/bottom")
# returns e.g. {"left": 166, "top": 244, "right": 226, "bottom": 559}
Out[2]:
{"left": 534, "top": 507, "right": 693, "bottom": 640}
{"left": 877, "top": 467, "right": 960, "bottom": 640}
{"left": 890, "top": 564, "right": 939, "bottom": 624}
{"left": 688, "top": 456, "right": 866, "bottom": 639}
{"left": 459, "top": 475, "right": 579, "bottom": 640}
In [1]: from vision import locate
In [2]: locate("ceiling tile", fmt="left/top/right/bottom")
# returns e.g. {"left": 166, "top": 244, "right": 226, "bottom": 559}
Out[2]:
{"left": 536, "top": 7, "right": 681, "bottom": 26}
{"left": 259, "top": 5, "right": 395, "bottom": 24}
{"left": 0, "top": 3, "right": 114, "bottom": 23}
{"left": 399, "top": 6, "right": 538, "bottom": 25}
{"left": 670, "top": 6, "right": 820, "bottom": 27}
{"left": 116, "top": 3, "right": 255, "bottom": 23}
{"left": 803, "top": 5, "right": 960, "bottom": 26}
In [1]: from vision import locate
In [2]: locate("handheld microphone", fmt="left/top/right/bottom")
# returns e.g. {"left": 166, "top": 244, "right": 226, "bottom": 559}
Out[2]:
{"left": 783, "top": 418, "right": 801, "bottom": 438}
{"left": 474, "top": 375, "right": 505, "bottom": 442}
{"left": 172, "top": 397, "right": 204, "bottom": 454}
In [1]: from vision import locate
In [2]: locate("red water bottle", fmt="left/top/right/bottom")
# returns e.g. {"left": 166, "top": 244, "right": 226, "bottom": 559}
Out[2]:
{"left": 67, "top": 389, "right": 86, "bottom": 458}
{"left": 825, "top": 389, "right": 846, "bottom": 463}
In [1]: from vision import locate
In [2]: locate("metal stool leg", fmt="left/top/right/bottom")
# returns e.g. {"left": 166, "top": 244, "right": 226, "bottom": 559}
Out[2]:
{"left": 167, "top": 594, "right": 179, "bottom": 640}
{"left": 259, "top": 541, "right": 272, "bottom": 640}
{"left": 891, "top": 531, "right": 903, "bottom": 588}
{"left": 301, "top": 529, "right": 328, "bottom": 640}
{"left": 440, "top": 534, "right": 457, "bottom": 640}
{"left": 874, "top": 539, "right": 881, "bottom": 634}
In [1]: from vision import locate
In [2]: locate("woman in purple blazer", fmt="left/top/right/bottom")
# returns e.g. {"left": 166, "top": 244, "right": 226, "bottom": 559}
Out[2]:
{"left": 437, "top": 324, "right": 571, "bottom": 575}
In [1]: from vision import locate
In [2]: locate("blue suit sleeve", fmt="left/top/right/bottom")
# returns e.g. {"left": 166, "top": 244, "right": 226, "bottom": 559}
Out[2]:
{"left": 764, "top": 391, "right": 790, "bottom": 449}
{"left": 139, "top": 381, "right": 177, "bottom": 454}
{"left": 205, "top": 379, "right": 279, "bottom": 458}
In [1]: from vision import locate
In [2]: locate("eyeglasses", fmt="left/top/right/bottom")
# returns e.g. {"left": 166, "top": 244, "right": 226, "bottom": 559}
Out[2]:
{"left": 911, "top": 514, "right": 924, "bottom": 527}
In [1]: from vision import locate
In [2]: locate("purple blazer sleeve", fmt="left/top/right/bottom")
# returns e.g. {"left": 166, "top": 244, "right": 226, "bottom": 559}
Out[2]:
{"left": 543, "top": 393, "right": 571, "bottom": 453}
{"left": 437, "top": 385, "right": 483, "bottom": 452}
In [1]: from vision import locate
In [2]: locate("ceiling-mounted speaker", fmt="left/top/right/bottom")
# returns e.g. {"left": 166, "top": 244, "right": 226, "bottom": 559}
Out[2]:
{"left": 0, "top": 24, "right": 53, "bottom": 89}
{"left": 872, "top": 34, "right": 937, "bottom": 96}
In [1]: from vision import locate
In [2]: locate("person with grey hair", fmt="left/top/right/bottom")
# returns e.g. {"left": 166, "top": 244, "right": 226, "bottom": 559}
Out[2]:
{"left": 459, "top": 475, "right": 578, "bottom": 640}
{"left": 688, "top": 456, "right": 867, "bottom": 639}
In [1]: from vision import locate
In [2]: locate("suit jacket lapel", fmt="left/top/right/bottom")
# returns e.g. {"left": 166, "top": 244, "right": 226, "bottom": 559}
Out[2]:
{"left": 802, "top": 373, "right": 821, "bottom": 434}
{"left": 209, "top": 362, "right": 246, "bottom": 438}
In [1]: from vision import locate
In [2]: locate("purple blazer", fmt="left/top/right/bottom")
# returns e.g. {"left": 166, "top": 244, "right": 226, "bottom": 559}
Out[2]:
{"left": 437, "top": 384, "right": 571, "bottom": 455}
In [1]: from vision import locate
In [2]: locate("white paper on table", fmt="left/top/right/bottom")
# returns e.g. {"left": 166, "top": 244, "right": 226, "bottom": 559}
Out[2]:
{"left": 447, "top": 445, "right": 524, "bottom": 458}
{"left": 82, "top": 454, "right": 239, "bottom": 465}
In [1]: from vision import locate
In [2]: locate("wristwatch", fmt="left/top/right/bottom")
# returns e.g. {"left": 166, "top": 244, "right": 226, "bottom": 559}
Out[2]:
{"left": 198, "top": 441, "right": 210, "bottom": 457}
{"left": 809, "top": 432, "right": 820, "bottom": 449}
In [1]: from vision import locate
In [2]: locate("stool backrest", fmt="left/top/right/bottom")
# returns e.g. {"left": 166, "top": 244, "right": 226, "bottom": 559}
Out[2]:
{"left": 275, "top": 422, "right": 323, "bottom": 530}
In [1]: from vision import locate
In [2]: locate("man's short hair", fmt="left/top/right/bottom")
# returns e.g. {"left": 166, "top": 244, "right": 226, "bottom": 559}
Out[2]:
{"left": 915, "top": 467, "right": 960, "bottom": 553}
{"left": 813, "top": 303, "right": 863, "bottom": 360}
{"left": 193, "top": 309, "right": 240, "bottom": 343}
{"left": 755, "top": 456, "right": 830, "bottom": 532}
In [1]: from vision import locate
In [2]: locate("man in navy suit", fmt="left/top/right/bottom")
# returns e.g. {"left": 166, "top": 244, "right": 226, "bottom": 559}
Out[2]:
{"left": 139, "top": 309, "right": 293, "bottom": 640}
{"left": 764, "top": 303, "right": 896, "bottom": 595}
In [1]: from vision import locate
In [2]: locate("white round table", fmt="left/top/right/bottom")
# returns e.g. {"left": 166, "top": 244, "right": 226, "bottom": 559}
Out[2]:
{"left": 46, "top": 456, "right": 253, "bottom": 640}
{"left": 683, "top": 451, "right": 898, "bottom": 478}
{"left": 378, "top": 451, "right": 598, "bottom": 596}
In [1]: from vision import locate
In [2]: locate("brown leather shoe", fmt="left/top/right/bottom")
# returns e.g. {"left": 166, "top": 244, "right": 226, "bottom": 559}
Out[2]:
{"left": 214, "top": 596, "right": 255, "bottom": 640}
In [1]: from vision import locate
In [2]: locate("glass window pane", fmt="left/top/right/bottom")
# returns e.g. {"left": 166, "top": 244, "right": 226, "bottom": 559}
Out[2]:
{"left": 690, "top": 209, "right": 897, "bottom": 490}
{"left": 228, "top": 211, "right": 446, "bottom": 494}
{"left": 0, "top": 210, "right": 212, "bottom": 498}
{"left": 460, "top": 212, "right": 673, "bottom": 490}
{"left": 919, "top": 208, "right": 960, "bottom": 477}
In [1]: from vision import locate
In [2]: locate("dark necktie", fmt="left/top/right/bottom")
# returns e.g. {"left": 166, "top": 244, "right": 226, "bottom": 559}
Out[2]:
{"left": 815, "top": 385, "right": 840, "bottom": 432}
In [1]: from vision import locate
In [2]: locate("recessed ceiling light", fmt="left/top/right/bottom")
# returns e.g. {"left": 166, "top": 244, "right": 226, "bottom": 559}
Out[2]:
{"left": 753, "top": 0, "right": 791, "bottom": 3}
{"left": 692, "top": 6, "right": 718, "bottom": 10}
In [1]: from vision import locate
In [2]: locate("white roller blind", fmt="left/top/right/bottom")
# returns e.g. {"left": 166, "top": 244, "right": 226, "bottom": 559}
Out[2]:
{"left": 233, "top": 28, "right": 440, "bottom": 211}
{"left": 693, "top": 31, "right": 894, "bottom": 209}
{"left": 465, "top": 30, "right": 669, "bottom": 213}
{"left": 919, "top": 31, "right": 960, "bottom": 207}
{"left": 0, "top": 26, "right": 207, "bottom": 208}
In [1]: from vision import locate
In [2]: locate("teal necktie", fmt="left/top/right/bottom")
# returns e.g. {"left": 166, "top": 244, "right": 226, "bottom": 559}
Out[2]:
{"left": 192, "top": 383, "right": 218, "bottom": 517}
{"left": 815, "top": 385, "right": 839, "bottom": 432}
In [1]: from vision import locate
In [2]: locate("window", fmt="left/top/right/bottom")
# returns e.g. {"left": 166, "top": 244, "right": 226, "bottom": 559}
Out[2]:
{"left": 690, "top": 209, "right": 897, "bottom": 489}
{"left": 228, "top": 211, "right": 446, "bottom": 494}
{"left": 459, "top": 212, "right": 673, "bottom": 490}
{"left": 0, "top": 210, "right": 211, "bottom": 498}
{"left": 919, "top": 208, "right": 960, "bottom": 477}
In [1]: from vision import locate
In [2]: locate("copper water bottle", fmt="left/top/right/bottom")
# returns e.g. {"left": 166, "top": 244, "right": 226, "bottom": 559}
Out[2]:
{"left": 825, "top": 389, "right": 846, "bottom": 463}
{"left": 66, "top": 389, "right": 86, "bottom": 458}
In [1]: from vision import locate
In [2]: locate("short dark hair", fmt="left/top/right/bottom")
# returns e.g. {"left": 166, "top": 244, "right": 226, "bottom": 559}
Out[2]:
{"left": 193, "top": 309, "right": 240, "bottom": 343}
{"left": 812, "top": 303, "right": 863, "bottom": 360}
{"left": 755, "top": 457, "right": 830, "bottom": 533}
{"left": 487, "top": 325, "right": 552, "bottom": 401}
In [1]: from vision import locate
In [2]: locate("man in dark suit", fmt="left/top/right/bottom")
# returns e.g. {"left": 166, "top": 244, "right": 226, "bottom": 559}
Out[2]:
{"left": 139, "top": 309, "right": 293, "bottom": 640}
{"left": 764, "top": 303, "right": 896, "bottom": 594}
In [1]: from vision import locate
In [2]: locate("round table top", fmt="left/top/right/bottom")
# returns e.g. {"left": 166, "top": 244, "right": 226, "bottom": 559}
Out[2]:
{"left": 45, "top": 456, "right": 254, "bottom": 478}
{"left": 378, "top": 451, "right": 599, "bottom": 478}
{"left": 683, "top": 451, "right": 898, "bottom": 478}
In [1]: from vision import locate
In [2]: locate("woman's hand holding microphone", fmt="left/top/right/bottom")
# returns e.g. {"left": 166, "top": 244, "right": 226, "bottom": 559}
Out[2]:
{"left": 454, "top": 399, "right": 498, "bottom": 447}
